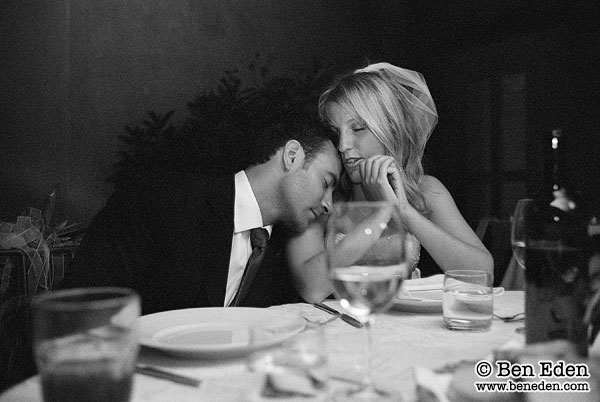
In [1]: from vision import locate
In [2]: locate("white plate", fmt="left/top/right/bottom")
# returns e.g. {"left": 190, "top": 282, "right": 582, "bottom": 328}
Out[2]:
{"left": 391, "top": 288, "right": 504, "bottom": 314}
{"left": 139, "top": 307, "right": 305, "bottom": 358}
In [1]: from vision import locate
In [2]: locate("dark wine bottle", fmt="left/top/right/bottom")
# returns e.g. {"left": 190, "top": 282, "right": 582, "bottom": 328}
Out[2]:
{"left": 547, "top": 129, "right": 577, "bottom": 215}
{"left": 524, "top": 128, "right": 590, "bottom": 356}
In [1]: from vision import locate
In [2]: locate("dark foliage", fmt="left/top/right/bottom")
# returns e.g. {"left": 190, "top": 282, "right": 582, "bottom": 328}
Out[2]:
{"left": 109, "top": 56, "right": 335, "bottom": 190}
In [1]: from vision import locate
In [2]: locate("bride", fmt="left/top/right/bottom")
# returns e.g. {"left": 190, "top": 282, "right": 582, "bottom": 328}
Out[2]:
{"left": 287, "top": 62, "right": 493, "bottom": 303}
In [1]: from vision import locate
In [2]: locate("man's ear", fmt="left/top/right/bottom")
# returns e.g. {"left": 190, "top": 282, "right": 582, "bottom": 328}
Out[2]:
{"left": 282, "top": 140, "right": 306, "bottom": 171}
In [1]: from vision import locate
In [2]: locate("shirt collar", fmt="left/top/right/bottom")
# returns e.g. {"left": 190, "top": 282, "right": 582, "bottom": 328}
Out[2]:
{"left": 234, "top": 171, "right": 272, "bottom": 235}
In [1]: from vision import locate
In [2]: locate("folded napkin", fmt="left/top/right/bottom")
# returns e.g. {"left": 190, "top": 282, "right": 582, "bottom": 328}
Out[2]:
{"left": 399, "top": 274, "right": 504, "bottom": 300}
{"left": 397, "top": 274, "right": 443, "bottom": 300}
{"left": 403, "top": 274, "right": 446, "bottom": 292}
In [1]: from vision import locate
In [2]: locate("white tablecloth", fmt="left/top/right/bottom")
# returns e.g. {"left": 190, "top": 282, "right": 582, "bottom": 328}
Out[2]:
{"left": 0, "top": 292, "right": 526, "bottom": 402}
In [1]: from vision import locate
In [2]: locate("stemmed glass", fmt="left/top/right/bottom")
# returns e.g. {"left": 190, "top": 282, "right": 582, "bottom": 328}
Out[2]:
{"left": 511, "top": 198, "right": 534, "bottom": 269}
{"left": 326, "top": 201, "right": 407, "bottom": 402}
{"left": 510, "top": 198, "right": 533, "bottom": 335}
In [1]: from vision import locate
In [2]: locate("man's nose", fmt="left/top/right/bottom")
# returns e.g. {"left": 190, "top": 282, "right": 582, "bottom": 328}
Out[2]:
{"left": 321, "top": 193, "right": 333, "bottom": 215}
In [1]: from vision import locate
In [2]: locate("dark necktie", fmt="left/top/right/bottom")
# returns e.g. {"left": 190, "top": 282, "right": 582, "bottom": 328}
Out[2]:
{"left": 230, "top": 227, "right": 269, "bottom": 306}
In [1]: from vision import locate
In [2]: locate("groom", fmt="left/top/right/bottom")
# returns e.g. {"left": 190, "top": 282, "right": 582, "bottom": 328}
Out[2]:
{"left": 60, "top": 111, "right": 341, "bottom": 314}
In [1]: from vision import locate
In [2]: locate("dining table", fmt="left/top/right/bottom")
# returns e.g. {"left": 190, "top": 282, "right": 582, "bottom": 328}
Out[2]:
{"left": 0, "top": 290, "right": 533, "bottom": 402}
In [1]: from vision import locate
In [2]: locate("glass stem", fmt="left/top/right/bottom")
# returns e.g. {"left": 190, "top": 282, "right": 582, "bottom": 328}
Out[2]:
{"left": 364, "top": 314, "right": 375, "bottom": 390}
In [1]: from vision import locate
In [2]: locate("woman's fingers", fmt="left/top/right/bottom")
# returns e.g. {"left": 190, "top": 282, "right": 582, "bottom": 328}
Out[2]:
{"left": 360, "top": 156, "right": 395, "bottom": 184}
{"left": 386, "top": 162, "right": 403, "bottom": 190}
{"left": 359, "top": 156, "right": 410, "bottom": 206}
{"left": 357, "top": 156, "right": 404, "bottom": 203}
{"left": 377, "top": 158, "right": 394, "bottom": 183}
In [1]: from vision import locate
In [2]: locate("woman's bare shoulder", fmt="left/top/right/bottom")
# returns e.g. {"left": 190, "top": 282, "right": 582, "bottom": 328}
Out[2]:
{"left": 420, "top": 175, "right": 450, "bottom": 196}
{"left": 419, "top": 175, "right": 459, "bottom": 215}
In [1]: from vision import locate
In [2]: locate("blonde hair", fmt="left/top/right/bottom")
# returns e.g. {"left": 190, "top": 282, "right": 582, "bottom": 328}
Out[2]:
{"left": 319, "top": 63, "right": 438, "bottom": 213}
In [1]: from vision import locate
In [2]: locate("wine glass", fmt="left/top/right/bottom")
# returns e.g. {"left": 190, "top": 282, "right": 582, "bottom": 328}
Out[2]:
{"left": 511, "top": 198, "right": 534, "bottom": 269}
{"left": 326, "top": 201, "right": 407, "bottom": 402}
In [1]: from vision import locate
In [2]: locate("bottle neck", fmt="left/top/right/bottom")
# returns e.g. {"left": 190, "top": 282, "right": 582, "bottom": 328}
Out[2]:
{"left": 551, "top": 129, "right": 563, "bottom": 192}
{"left": 549, "top": 129, "right": 576, "bottom": 213}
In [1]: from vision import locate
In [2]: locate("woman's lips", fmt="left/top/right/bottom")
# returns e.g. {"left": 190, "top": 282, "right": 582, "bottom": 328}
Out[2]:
{"left": 344, "top": 157, "right": 363, "bottom": 168}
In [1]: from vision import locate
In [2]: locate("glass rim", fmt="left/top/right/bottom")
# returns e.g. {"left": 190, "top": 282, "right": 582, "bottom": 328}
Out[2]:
{"left": 32, "top": 287, "right": 139, "bottom": 311}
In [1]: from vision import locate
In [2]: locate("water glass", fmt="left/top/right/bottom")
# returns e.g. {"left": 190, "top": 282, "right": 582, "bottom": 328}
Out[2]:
{"left": 248, "top": 323, "right": 328, "bottom": 401}
{"left": 32, "top": 287, "right": 141, "bottom": 402}
{"left": 443, "top": 270, "right": 493, "bottom": 331}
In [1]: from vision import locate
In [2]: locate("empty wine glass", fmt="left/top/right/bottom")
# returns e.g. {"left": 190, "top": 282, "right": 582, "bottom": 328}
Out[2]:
{"left": 511, "top": 198, "right": 534, "bottom": 269}
{"left": 326, "top": 201, "right": 407, "bottom": 402}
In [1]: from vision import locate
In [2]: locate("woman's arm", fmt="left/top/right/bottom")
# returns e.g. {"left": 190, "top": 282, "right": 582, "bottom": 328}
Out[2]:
{"left": 359, "top": 155, "right": 493, "bottom": 275}
{"left": 289, "top": 156, "right": 493, "bottom": 303}
{"left": 286, "top": 220, "right": 333, "bottom": 303}
{"left": 287, "top": 207, "right": 395, "bottom": 303}
{"left": 400, "top": 175, "right": 493, "bottom": 275}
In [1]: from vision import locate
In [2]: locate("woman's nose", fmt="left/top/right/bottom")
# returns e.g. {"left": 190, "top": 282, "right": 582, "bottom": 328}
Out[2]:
{"left": 337, "top": 130, "right": 352, "bottom": 153}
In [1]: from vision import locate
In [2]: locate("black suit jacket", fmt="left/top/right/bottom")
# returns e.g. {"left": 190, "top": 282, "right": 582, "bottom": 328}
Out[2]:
{"left": 61, "top": 174, "right": 301, "bottom": 314}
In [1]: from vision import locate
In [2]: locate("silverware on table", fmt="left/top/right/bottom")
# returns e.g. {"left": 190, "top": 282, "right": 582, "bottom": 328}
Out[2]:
{"left": 312, "top": 302, "right": 364, "bottom": 328}
{"left": 304, "top": 314, "right": 339, "bottom": 326}
{"left": 493, "top": 312, "right": 525, "bottom": 322}
{"left": 135, "top": 364, "right": 201, "bottom": 387}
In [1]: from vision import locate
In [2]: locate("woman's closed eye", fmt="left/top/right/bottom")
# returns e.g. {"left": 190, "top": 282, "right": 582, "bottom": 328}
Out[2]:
{"left": 352, "top": 126, "right": 367, "bottom": 133}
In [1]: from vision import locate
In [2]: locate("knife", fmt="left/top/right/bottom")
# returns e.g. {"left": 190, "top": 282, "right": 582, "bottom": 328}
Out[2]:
{"left": 136, "top": 364, "right": 201, "bottom": 387}
{"left": 312, "top": 302, "right": 364, "bottom": 328}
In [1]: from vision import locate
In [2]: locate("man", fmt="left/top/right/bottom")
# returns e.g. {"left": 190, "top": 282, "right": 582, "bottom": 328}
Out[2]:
{"left": 60, "top": 112, "right": 341, "bottom": 314}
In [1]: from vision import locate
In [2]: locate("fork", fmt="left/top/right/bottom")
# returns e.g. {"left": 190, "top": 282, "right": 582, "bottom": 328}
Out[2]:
{"left": 312, "top": 303, "right": 364, "bottom": 328}
{"left": 493, "top": 312, "right": 525, "bottom": 322}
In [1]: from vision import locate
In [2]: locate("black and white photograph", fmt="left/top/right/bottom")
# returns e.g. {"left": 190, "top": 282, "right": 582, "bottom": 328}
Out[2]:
{"left": 1, "top": 1, "right": 599, "bottom": 401}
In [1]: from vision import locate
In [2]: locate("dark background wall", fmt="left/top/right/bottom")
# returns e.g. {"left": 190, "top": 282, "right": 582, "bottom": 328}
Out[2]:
{"left": 0, "top": 0, "right": 379, "bottom": 225}
{"left": 1, "top": 0, "right": 598, "bottom": 227}
{"left": 403, "top": 0, "right": 600, "bottom": 224}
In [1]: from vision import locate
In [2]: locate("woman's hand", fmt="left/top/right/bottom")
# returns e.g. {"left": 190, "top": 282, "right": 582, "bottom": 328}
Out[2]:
{"left": 358, "top": 155, "right": 410, "bottom": 211}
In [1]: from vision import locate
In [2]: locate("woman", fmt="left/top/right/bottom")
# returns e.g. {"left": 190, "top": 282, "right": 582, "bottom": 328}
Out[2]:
{"left": 287, "top": 62, "right": 493, "bottom": 303}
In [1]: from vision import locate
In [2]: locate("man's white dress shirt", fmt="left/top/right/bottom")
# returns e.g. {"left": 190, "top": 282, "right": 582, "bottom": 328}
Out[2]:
{"left": 223, "top": 171, "right": 272, "bottom": 306}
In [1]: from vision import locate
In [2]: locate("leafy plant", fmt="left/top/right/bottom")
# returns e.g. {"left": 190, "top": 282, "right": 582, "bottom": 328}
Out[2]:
{"left": 109, "top": 55, "right": 334, "bottom": 190}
